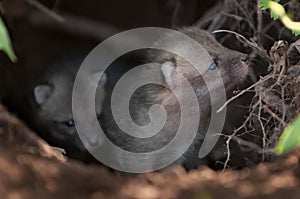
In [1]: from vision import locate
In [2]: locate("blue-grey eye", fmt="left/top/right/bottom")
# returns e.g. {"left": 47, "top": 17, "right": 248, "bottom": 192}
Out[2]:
{"left": 64, "top": 119, "right": 75, "bottom": 128}
{"left": 209, "top": 62, "right": 218, "bottom": 70}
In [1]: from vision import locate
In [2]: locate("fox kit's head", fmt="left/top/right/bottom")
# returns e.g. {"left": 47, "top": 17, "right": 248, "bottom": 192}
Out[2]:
{"left": 32, "top": 55, "right": 107, "bottom": 155}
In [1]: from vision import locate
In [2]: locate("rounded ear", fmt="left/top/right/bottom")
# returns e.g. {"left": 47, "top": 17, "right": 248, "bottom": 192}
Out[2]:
{"left": 88, "top": 71, "right": 107, "bottom": 115}
{"left": 90, "top": 71, "right": 107, "bottom": 87}
{"left": 99, "top": 72, "right": 107, "bottom": 87}
{"left": 33, "top": 84, "right": 52, "bottom": 105}
{"left": 161, "top": 61, "right": 176, "bottom": 89}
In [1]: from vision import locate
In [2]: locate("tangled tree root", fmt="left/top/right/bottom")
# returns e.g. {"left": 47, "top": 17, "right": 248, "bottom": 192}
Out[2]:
{"left": 222, "top": 39, "right": 300, "bottom": 169}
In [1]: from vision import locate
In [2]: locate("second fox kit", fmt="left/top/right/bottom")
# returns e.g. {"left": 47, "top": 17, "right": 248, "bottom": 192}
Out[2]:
{"left": 29, "top": 53, "right": 107, "bottom": 157}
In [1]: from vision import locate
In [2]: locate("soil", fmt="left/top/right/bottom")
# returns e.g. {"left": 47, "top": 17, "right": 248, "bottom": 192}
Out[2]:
{"left": 0, "top": 104, "right": 300, "bottom": 199}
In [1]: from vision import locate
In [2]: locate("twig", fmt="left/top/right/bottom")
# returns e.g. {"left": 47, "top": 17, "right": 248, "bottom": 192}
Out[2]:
{"left": 27, "top": 12, "right": 120, "bottom": 41}
{"left": 194, "top": 0, "right": 224, "bottom": 28}
{"left": 207, "top": 14, "right": 224, "bottom": 32}
{"left": 26, "top": 0, "right": 64, "bottom": 22}
{"left": 258, "top": 91, "right": 266, "bottom": 161}
{"left": 171, "top": 0, "right": 183, "bottom": 28}
{"left": 262, "top": 105, "right": 287, "bottom": 126}
{"left": 212, "top": 29, "right": 272, "bottom": 63}
{"left": 0, "top": 1, "right": 4, "bottom": 14}
{"left": 288, "top": 65, "right": 300, "bottom": 72}
{"left": 222, "top": 110, "right": 254, "bottom": 170}
{"left": 230, "top": 0, "right": 256, "bottom": 31}
{"left": 256, "top": 0, "right": 263, "bottom": 44}
{"left": 287, "top": 39, "right": 300, "bottom": 55}
{"left": 232, "top": 136, "right": 275, "bottom": 154}
{"left": 217, "top": 75, "right": 273, "bottom": 113}
{"left": 221, "top": 12, "right": 242, "bottom": 22}
{"left": 53, "top": 0, "right": 61, "bottom": 11}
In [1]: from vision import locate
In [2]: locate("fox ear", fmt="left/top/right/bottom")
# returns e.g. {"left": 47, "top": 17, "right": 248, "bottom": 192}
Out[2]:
{"left": 89, "top": 71, "right": 107, "bottom": 115}
{"left": 89, "top": 71, "right": 107, "bottom": 87}
{"left": 161, "top": 61, "right": 176, "bottom": 89}
{"left": 33, "top": 84, "right": 53, "bottom": 105}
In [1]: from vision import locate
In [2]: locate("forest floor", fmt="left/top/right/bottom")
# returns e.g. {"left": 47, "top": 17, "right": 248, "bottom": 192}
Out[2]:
{"left": 0, "top": 104, "right": 300, "bottom": 199}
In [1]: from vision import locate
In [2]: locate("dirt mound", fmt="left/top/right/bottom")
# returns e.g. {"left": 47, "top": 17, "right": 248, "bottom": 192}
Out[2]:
{"left": 0, "top": 104, "right": 300, "bottom": 199}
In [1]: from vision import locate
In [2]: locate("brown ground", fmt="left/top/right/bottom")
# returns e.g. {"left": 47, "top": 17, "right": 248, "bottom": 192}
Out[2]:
{"left": 0, "top": 104, "right": 299, "bottom": 199}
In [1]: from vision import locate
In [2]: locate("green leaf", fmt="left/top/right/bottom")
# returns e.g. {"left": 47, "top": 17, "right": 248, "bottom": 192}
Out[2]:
{"left": 259, "top": 0, "right": 270, "bottom": 10}
{"left": 0, "top": 17, "right": 17, "bottom": 63}
{"left": 292, "top": 29, "right": 300, "bottom": 36}
{"left": 275, "top": 115, "right": 300, "bottom": 154}
{"left": 259, "top": 0, "right": 280, "bottom": 10}
{"left": 270, "top": 10, "right": 280, "bottom": 20}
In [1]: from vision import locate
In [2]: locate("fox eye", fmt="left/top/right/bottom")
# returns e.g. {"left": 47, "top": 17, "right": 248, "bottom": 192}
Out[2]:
{"left": 64, "top": 119, "right": 75, "bottom": 128}
{"left": 209, "top": 62, "right": 217, "bottom": 70}
{"left": 209, "top": 57, "right": 221, "bottom": 71}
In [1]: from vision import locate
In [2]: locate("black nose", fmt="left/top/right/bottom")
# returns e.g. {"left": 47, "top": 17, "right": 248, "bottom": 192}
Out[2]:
{"left": 241, "top": 55, "right": 249, "bottom": 62}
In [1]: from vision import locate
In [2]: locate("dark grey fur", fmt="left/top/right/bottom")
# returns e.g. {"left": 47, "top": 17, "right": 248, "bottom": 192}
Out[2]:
{"left": 30, "top": 54, "right": 107, "bottom": 156}
{"left": 102, "top": 27, "right": 250, "bottom": 170}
